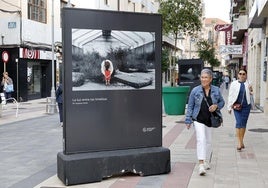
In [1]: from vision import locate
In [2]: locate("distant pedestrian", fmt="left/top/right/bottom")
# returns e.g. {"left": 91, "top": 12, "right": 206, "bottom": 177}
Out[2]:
{"left": 0, "top": 79, "right": 3, "bottom": 99}
{"left": 56, "top": 83, "right": 63, "bottom": 127}
{"left": 227, "top": 69, "right": 253, "bottom": 151}
{"left": 1, "top": 72, "right": 13, "bottom": 100}
{"left": 224, "top": 75, "right": 230, "bottom": 89}
{"left": 185, "top": 68, "right": 225, "bottom": 176}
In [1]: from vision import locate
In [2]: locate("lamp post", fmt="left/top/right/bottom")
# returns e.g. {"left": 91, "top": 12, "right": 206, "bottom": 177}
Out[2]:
{"left": 189, "top": 37, "right": 195, "bottom": 59}
{"left": 48, "top": 0, "right": 56, "bottom": 114}
{"left": 51, "top": 0, "right": 55, "bottom": 95}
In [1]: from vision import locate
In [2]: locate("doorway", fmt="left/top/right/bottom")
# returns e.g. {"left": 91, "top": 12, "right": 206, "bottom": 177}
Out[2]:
{"left": 27, "top": 61, "right": 50, "bottom": 100}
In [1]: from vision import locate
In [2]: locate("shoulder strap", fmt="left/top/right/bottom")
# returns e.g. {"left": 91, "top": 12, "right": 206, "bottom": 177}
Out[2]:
{"left": 202, "top": 87, "right": 211, "bottom": 108}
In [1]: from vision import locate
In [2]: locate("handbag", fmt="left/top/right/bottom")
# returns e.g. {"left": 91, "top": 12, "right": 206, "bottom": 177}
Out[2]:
{"left": 203, "top": 92, "right": 223, "bottom": 128}
{"left": 210, "top": 112, "right": 223, "bottom": 128}
{"left": 232, "top": 103, "right": 242, "bottom": 111}
{"left": 5, "top": 84, "right": 14, "bottom": 93}
{"left": 232, "top": 87, "right": 246, "bottom": 111}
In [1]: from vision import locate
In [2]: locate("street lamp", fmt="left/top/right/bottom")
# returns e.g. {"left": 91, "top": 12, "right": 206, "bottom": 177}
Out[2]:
{"left": 48, "top": 0, "right": 56, "bottom": 114}
{"left": 189, "top": 37, "right": 195, "bottom": 59}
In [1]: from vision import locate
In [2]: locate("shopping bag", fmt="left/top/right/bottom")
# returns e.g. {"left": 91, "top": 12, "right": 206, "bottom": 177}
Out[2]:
{"left": 5, "top": 84, "right": 14, "bottom": 92}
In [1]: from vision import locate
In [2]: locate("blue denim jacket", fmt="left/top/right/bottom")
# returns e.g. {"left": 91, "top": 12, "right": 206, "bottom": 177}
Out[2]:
{"left": 185, "top": 85, "right": 225, "bottom": 125}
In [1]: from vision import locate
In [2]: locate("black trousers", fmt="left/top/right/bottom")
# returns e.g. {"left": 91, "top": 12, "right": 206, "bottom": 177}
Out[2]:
{"left": 58, "top": 103, "right": 63, "bottom": 123}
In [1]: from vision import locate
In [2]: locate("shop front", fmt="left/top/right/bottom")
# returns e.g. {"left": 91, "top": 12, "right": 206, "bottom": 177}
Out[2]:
{"left": 0, "top": 47, "right": 54, "bottom": 101}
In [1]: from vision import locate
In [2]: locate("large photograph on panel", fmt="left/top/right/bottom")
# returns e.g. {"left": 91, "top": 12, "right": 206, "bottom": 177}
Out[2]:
{"left": 63, "top": 8, "right": 162, "bottom": 154}
{"left": 72, "top": 29, "right": 156, "bottom": 90}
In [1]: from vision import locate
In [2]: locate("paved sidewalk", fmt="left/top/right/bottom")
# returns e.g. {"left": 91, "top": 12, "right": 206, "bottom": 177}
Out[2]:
{"left": 1, "top": 87, "right": 268, "bottom": 188}
{"left": 0, "top": 98, "right": 50, "bottom": 125}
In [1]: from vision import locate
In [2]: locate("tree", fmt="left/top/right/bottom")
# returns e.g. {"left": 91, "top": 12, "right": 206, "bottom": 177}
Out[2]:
{"left": 196, "top": 39, "right": 221, "bottom": 68}
{"left": 158, "top": 0, "right": 202, "bottom": 86}
{"left": 161, "top": 48, "right": 170, "bottom": 73}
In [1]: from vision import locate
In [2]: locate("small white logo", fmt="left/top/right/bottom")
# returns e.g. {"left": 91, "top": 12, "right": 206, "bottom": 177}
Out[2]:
{"left": 142, "top": 127, "right": 156, "bottom": 132}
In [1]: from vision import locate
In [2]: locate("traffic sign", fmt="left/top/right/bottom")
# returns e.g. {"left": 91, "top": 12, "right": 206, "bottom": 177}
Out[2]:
{"left": 2, "top": 51, "right": 9, "bottom": 63}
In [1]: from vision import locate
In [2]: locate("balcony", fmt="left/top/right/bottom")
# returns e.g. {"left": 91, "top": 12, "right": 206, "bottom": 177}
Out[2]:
{"left": 232, "top": 15, "right": 248, "bottom": 44}
{"left": 258, "top": 0, "right": 268, "bottom": 18}
{"left": 248, "top": 0, "right": 267, "bottom": 28}
{"left": 231, "top": 0, "right": 246, "bottom": 14}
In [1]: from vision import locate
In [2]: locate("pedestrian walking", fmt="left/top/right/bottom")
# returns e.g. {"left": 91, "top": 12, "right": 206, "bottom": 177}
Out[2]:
{"left": 227, "top": 69, "right": 253, "bottom": 151}
{"left": 185, "top": 68, "right": 225, "bottom": 176}
{"left": 56, "top": 83, "right": 63, "bottom": 127}
{"left": 1, "top": 72, "right": 14, "bottom": 100}
{"left": 232, "top": 76, "right": 237, "bottom": 82}
{"left": 224, "top": 75, "right": 230, "bottom": 89}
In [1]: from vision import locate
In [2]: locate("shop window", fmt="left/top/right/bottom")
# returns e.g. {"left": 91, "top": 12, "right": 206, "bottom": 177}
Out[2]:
{"left": 28, "top": 0, "right": 47, "bottom": 23}
{"left": 27, "top": 63, "right": 41, "bottom": 95}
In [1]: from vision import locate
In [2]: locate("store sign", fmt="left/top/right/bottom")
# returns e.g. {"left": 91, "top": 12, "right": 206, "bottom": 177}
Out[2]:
{"left": 215, "top": 24, "right": 232, "bottom": 45}
{"left": 19, "top": 48, "right": 40, "bottom": 59}
{"left": 219, "top": 45, "right": 243, "bottom": 54}
{"left": 8, "top": 22, "right": 17, "bottom": 29}
{"left": 19, "top": 48, "right": 53, "bottom": 60}
{"left": 214, "top": 24, "right": 232, "bottom": 31}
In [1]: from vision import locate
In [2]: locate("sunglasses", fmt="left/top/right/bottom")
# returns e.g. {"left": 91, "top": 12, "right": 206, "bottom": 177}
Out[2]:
{"left": 239, "top": 73, "right": 246, "bottom": 75}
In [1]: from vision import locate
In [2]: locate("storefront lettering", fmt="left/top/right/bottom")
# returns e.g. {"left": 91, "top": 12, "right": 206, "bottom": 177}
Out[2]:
{"left": 219, "top": 45, "right": 242, "bottom": 55}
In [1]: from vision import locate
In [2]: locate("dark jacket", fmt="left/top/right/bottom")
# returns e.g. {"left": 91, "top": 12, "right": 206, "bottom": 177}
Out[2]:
{"left": 56, "top": 84, "right": 63, "bottom": 104}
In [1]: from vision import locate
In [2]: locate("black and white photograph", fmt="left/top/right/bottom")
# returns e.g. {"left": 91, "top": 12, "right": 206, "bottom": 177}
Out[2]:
{"left": 72, "top": 29, "right": 156, "bottom": 91}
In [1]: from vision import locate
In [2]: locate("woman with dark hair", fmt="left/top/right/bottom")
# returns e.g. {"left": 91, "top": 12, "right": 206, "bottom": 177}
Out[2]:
{"left": 101, "top": 60, "right": 114, "bottom": 85}
{"left": 185, "top": 68, "right": 225, "bottom": 176}
{"left": 227, "top": 69, "right": 253, "bottom": 151}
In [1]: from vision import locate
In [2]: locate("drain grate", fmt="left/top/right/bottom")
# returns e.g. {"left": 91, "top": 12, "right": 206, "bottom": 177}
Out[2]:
{"left": 175, "top": 120, "right": 185, "bottom": 124}
{"left": 248, "top": 128, "right": 268, "bottom": 133}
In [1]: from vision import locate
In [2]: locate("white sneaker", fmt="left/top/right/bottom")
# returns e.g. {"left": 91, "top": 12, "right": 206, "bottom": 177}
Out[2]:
{"left": 199, "top": 164, "right": 206, "bottom": 176}
{"left": 204, "top": 161, "right": 210, "bottom": 170}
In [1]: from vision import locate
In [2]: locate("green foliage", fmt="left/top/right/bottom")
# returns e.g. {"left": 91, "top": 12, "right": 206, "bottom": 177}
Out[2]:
{"left": 196, "top": 39, "right": 221, "bottom": 68}
{"left": 158, "top": 0, "right": 202, "bottom": 38}
{"left": 107, "top": 47, "right": 130, "bottom": 71}
{"left": 161, "top": 48, "right": 170, "bottom": 73}
{"left": 158, "top": 0, "right": 203, "bottom": 86}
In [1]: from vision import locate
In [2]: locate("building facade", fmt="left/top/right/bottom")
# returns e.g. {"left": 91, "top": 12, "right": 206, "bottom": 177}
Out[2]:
{"left": 230, "top": 0, "right": 268, "bottom": 114}
{"left": 0, "top": 0, "right": 65, "bottom": 101}
{"left": 0, "top": 0, "right": 159, "bottom": 101}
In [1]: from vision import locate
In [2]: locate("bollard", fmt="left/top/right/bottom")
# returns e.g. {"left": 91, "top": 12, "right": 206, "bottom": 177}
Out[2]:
{"left": 46, "top": 97, "right": 57, "bottom": 114}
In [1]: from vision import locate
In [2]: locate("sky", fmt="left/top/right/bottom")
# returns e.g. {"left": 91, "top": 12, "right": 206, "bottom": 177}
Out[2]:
{"left": 203, "top": 0, "right": 231, "bottom": 22}
{"left": 72, "top": 0, "right": 231, "bottom": 23}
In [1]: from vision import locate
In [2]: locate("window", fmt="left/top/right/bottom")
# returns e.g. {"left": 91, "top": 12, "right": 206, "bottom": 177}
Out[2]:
{"left": 28, "top": 0, "right": 47, "bottom": 23}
